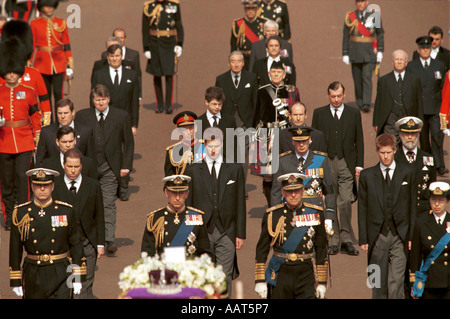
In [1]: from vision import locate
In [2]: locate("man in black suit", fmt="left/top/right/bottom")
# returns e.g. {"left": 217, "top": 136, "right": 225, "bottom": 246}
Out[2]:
{"left": 36, "top": 98, "right": 95, "bottom": 166}
{"left": 394, "top": 116, "right": 436, "bottom": 215}
{"left": 249, "top": 19, "right": 293, "bottom": 74}
{"left": 104, "top": 28, "right": 142, "bottom": 104}
{"left": 279, "top": 101, "right": 327, "bottom": 154}
{"left": 185, "top": 129, "right": 246, "bottom": 297}
{"left": 358, "top": 133, "right": 416, "bottom": 299}
{"left": 407, "top": 36, "right": 447, "bottom": 175}
{"left": 312, "top": 81, "right": 364, "bottom": 255}
{"left": 373, "top": 49, "right": 423, "bottom": 141}
{"left": 198, "top": 87, "right": 236, "bottom": 162}
{"left": 75, "top": 84, "right": 134, "bottom": 255}
{"left": 342, "top": 0, "right": 384, "bottom": 113}
{"left": 91, "top": 43, "right": 140, "bottom": 136}
{"left": 42, "top": 126, "right": 97, "bottom": 179}
{"left": 52, "top": 148, "right": 105, "bottom": 299}
{"left": 413, "top": 26, "right": 450, "bottom": 74}
{"left": 252, "top": 35, "right": 296, "bottom": 87}
{"left": 215, "top": 51, "right": 258, "bottom": 191}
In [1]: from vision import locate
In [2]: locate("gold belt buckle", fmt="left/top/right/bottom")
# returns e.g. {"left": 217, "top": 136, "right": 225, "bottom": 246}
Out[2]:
{"left": 40, "top": 254, "right": 50, "bottom": 262}
{"left": 288, "top": 253, "right": 298, "bottom": 261}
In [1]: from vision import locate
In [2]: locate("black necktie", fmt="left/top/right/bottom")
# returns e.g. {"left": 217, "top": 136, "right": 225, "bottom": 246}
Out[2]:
{"left": 385, "top": 168, "right": 391, "bottom": 187}
{"left": 99, "top": 112, "right": 105, "bottom": 127}
{"left": 70, "top": 180, "right": 77, "bottom": 194}
{"left": 424, "top": 61, "right": 429, "bottom": 69}
{"left": 211, "top": 161, "right": 218, "bottom": 192}
{"left": 114, "top": 69, "right": 119, "bottom": 88}
{"left": 334, "top": 109, "right": 339, "bottom": 120}
{"left": 212, "top": 115, "right": 219, "bottom": 127}
{"left": 298, "top": 156, "right": 304, "bottom": 172}
{"left": 406, "top": 151, "right": 415, "bottom": 163}
{"left": 234, "top": 75, "right": 239, "bottom": 88}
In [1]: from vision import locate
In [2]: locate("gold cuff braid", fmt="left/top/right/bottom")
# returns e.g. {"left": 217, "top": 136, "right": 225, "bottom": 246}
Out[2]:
{"left": 255, "top": 262, "right": 265, "bottom": 281}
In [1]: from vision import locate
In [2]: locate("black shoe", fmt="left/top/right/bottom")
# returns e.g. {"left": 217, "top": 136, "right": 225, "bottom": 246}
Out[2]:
{"left": 165, "top": 105, "right": 173, "bottom": 114}
{"left": 438, "top": 168, "right": 449, "bottom": 176}
{"left": 328, "top": 245, "right": 339, "bottom": 255}
{"left": 120, "top": 193, "right": 129, "bottom": 201}
{"left": 155, "top": 106, "right": 163, "bottom": 113}
{"left": 106, "top": 243, "right": 118, "bottom": 255}
{"left": 361, "top": 105, "right": 370, "bottom": 113}
{"left": 341, "top": 242, "right": 359, "bottom": 256}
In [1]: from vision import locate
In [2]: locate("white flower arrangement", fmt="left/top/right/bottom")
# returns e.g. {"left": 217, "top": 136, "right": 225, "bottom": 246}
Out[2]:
{"left": 119, "top": 252, "right": 227, "bottom": 296}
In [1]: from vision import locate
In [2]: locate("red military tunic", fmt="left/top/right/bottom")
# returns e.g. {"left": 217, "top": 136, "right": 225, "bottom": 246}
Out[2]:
{"left": 439, "top": 71, "right": 450, "bottom": 129}
{"left": 0, "top": 67, "right": 52, "bottom": 127}
{"left": 30, "top": 16, "right": 73, "bottom": 75}
{"left": 0, "top": 83, "right": 41, "bottom": 154}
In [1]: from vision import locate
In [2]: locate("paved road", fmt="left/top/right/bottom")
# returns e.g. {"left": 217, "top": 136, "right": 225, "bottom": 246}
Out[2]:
{"left": 0, "top": 0, "right": 448, "bottom": 300}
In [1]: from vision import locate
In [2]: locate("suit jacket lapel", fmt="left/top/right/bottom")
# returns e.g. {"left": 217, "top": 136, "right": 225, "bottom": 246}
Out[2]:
{"left": 218, "top": 162, "right": 229, "bottom": 204}
{"left": 76, "top": 178, "right": 89, "bottom": 217}
{"left": 200, "top": 161, "right": 214, "bottom": 201}
{"left": 374, "top": 165, "right": 385, "bottom": 211}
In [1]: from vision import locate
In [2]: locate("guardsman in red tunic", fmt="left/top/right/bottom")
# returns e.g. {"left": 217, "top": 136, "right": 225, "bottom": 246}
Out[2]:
{"left": 439, "top": 71, "right": 450, "bottom": 132}
{"left": 0, "top": 39, "right": 41, "bottom": 230}
{"left": 1, "top": 20, "right": 51, "bottom": 127}
{"left": 231, "top": 0, "right": 267, "bottom": 70}
{"left": 30, "top": 0, "right": 73, "bottom": 122}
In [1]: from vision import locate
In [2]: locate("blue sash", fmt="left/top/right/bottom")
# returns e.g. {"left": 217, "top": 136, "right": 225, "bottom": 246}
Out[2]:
{"left": 413, "top": 232, "right": 450, "bottom": 297}
{"left": 193, "top": 143, "right": 207, "bottom": 163}
{"left": 170, "top": 210, "right": 199, "bottom": 247}
{"left": 265, "top": 206, "right": 318, "bottom": 286}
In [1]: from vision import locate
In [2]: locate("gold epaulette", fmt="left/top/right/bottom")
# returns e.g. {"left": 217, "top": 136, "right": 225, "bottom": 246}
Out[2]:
{"left": 20, "top": 84, "right": 36, "bottom": 91}
{"left": 166, "top": 141, "right": 181, "bottom": 151}
{"left": 147, "top": 207, "right": 164, "bottom": 217}
{"left": 303, "top": 202, "right": 323, "bottom": 211}
{"left": 312, "top": 150, "right": 328, "bottom": 157}
{"left": 54, "top": 200, "right": 73, "bottom": 208}
{"left": 280, "top": 150, "right": 292, "bottom": 158}
{"left": 14, "top": 201, "right": 32, "bottom": 209}
{"left": 266, "top": 203, "right": 285, "bottom": 213}
{"left": 187, "top": 206, "right": 204, "bottom": 214}
{"left": 168, "top": 0, "right": 179, "bottom": 3}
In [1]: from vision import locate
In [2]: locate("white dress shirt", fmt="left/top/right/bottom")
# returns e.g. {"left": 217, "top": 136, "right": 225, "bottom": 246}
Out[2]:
{"left": 206, "top": 110, "right": 221, "bottom": 127}
{"left": 205, "top": 155, "right": 223, "bottom": 178}
{"left": 64, "top": 174, "right": 82, "bottom": 193}
{"left": 109, "top": 65, "right": 122, "bottom": 85}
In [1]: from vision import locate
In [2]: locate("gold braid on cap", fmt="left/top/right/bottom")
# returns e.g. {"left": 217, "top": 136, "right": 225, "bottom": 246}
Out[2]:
{"left": 267, "top": 211, "right": 286, "bottom": 247}
{"left": 12, "top": 207, "right": 31, "bottom": 241}
{"left": 146, "top": 214, "right": 165, "bottom": 250}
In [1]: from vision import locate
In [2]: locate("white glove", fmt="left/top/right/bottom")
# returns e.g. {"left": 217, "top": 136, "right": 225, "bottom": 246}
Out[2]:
{"left": 12, "top": 286, "right": 23, "bottom": 297}
{"left": 73, "top": 282, "right": 82, "bottom": 294}
{"left": 0, "top": 117, "right": 5, "bottom": 127}
{"left": 144, "top": 51, "right": 151, "bottom": 59}
{"left": 443, "top": 129, "right": 450, "bottom": 136}
{"left": 66, "top": 68, "right": 74, "bottom": 77}
{"left": 377, "top": 52, "right": 383, "bottom": 63}
{"left": 342, "top": 55, "right": 350, "bottom": 65}
{"left": 255, "top": 282, "right": 268, "bottom": 299}
{"left": 315, "top": 284, "right": 326, "bottom": 299}
{"left": 325, "top": 219, "right": 333, "bottom": 235}
{"left": 174, "top": 45, "right": 182, "bottom": 58}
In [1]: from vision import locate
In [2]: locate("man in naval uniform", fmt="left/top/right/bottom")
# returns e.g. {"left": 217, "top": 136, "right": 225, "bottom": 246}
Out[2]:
{"left": 255, "top": 173, "right": 329, "bottom": 299}
{"left": 257, "top": 0, "right": 291, "bottom": 41}
{"left": 9, "top": 168, "right": 85, "bottom": 299}
{"left": 394, "top": 116, "right": 436, "bottom": 215}
{"left": 141, "top": 174, "right": 211, "bottom": 258}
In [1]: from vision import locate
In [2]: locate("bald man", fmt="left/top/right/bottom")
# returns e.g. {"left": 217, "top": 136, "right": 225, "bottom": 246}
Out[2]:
{"left": 373, "top": 49, "right": 424, "bottom": 141}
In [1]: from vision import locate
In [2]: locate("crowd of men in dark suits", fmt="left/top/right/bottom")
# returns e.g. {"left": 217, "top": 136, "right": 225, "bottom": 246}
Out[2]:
{"left": 2, "top": 0, "right": 450, "bottom": 300}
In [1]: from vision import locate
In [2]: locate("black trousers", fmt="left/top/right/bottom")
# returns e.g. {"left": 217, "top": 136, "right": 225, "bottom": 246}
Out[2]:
{"left": 42, "top": 72, "right": 65, "bottom": 123}
{"left": 351, "top": 62, "right": 376, "bottom": 108}
{"left": 0, "top": 151, "right": 32, "bottom": 226}
{"left": 421, "top": 113, "right": 445, "bottom": 169}
{"left": 270, "top": 260, "right": 316, "bottom": 299}
{"left": 153, "top": 75, "right": 173, "bottom": 111}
